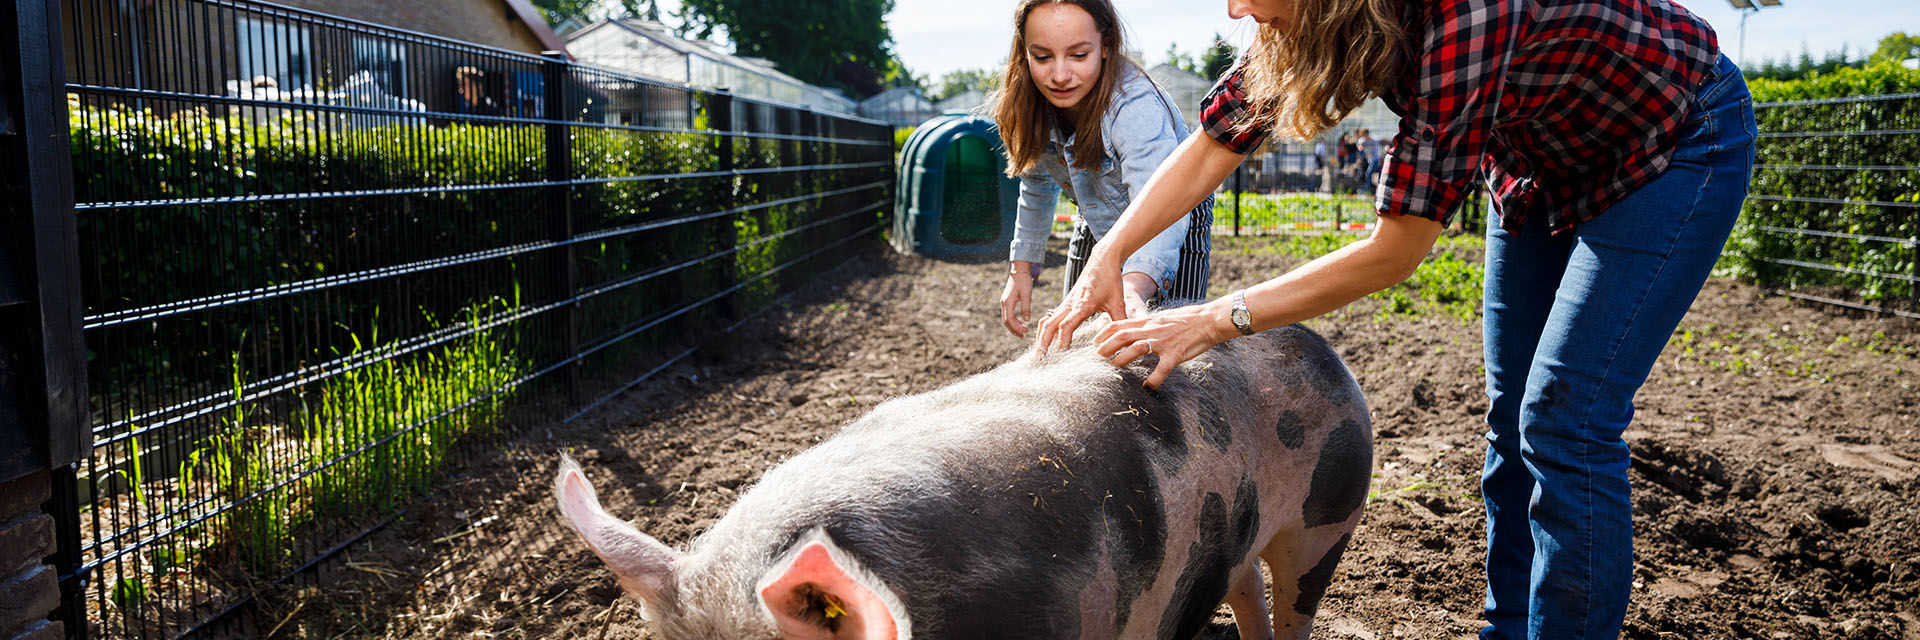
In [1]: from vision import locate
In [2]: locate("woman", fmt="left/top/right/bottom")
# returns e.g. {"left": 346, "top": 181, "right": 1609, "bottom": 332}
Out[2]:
{"left": 992, "top": 0, "right": 1215, "bottom": 337}
{"left": 1035, "top": 0, "right": 1752, "bottom": 638}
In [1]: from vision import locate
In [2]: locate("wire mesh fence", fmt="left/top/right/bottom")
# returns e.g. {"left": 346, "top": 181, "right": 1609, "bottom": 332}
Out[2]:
{"left": 1730, "top": 88, "right": 1920, "bottom": 319}
{"left": 53, "top": 0, "right": 891, "bottom": 636}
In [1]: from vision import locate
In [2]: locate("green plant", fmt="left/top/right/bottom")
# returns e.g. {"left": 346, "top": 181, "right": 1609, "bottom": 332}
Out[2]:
{"left": 1219, "top": 192, "right": 1373, "bottom": 230}
{"left": 1723, "top": 61, "right": 1920, "bottom": 304}
{"left": 302, "top": 297, "right": 525, "bottom": 521}
{"left": 1230, "top": 231, "right": 1486, "bottom": 322}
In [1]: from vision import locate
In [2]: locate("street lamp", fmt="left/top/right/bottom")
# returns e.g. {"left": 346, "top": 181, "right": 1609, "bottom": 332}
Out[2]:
{"left": 1727, "top": 0, "right": 1784, "bottom": 66}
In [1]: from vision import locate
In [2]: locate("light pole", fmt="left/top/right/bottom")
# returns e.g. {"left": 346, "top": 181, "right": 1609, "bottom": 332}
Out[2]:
{"left": 1727, "top": 0, "right": 1783, "bottom": 66}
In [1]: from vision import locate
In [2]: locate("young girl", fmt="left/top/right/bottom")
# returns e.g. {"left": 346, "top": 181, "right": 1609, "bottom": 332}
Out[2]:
{"left": 1036, "top": 0, "right": 1751, "bottom": 638}
{"left": 991, "top": 0, "right": 1215, "bottom": 337}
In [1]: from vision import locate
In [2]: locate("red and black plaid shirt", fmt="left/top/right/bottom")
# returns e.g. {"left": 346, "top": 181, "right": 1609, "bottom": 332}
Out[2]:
{"left": 1202, "top": 0, "right": 1720, "bottom": 234}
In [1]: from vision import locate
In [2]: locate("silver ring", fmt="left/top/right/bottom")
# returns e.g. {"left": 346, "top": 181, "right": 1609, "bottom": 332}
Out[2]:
{"left": 1144, "top": 340, "right": 1155, "bottom": 355}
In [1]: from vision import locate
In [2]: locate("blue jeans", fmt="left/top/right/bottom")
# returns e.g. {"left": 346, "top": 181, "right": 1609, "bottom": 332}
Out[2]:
{"left": 1479, "top": 54, "right": 1754, "bottom": 640}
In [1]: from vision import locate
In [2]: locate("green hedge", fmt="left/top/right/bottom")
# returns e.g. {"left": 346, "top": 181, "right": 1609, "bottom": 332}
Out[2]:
{"left": 1721, "top": 61, "right": 1920, "bottom": 305}
{"left": 69, "top": 99, "right": 858, "bottom": 395}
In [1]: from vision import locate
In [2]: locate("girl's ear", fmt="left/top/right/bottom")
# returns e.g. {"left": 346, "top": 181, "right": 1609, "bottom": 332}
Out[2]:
{"left": 756, "top": 529, "right": 912, "bottom": 640}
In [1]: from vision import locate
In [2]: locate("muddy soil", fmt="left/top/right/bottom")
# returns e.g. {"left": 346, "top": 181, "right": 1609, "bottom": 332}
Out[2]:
{"left": 273, "top": 234, "right": 1920, "bottom": 640}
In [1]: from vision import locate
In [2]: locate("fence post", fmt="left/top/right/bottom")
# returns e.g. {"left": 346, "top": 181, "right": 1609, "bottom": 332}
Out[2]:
{"left": 542, "top": 52, "right": 579, "bottom": 403}
{"left": 1, "top": 1, "right": 87, "bottom": 638}
{"left": 1232, "top": 163, "right": 1243, "bottom": 237}
{"left": 710, "top": 91, "right": 738, "bottom": 322}
{"left": 1911, "top": 235, "right": 1918, "bottom": 314}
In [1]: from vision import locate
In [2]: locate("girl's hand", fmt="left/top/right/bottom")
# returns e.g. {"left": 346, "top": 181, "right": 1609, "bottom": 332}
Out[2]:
{"left": 999, "top": 262, "right": 1037, "bottom": 337}
{"left": 1095, "top": 299, "right": 1232, "bottom": 389}
{"left": 1120, "top": 271, "right": 1158, "bottom": 321}
{"left": 1035, "top": 247, "right": 1128, "bottom": 355}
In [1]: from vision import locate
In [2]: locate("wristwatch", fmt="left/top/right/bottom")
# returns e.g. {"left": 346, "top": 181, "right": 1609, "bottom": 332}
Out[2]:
{"left": 1230, "top": 290, "right": 1255, "bottom": 336}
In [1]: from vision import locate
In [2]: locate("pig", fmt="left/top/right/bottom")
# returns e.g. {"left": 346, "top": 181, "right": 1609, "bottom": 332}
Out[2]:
{"left": 553, "top": 321, "right": 1373, "bottom": 639}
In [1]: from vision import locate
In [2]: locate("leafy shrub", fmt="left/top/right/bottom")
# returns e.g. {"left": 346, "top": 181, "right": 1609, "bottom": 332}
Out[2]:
{"left": 1724, "top": 61, "right": 1920, "bottom": 306}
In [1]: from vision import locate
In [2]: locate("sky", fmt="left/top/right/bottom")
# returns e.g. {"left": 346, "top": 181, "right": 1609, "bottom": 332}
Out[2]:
{"left": 643, "top": 0, "right": 1918, "bottom": 82}
{"left": 887, "top": 0, "right": 1920, "bottom": 82}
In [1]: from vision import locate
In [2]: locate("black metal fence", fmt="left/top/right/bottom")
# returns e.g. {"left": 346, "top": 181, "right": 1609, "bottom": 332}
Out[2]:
{"left": 1733, "top": 90, "right": 1920, "bottom": 319}
{"left": 47, "top": 0, "right": 892, "bottom": 636}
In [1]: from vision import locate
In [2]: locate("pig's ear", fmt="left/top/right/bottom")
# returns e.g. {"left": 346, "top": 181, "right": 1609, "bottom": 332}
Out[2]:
{"left": 553, "top": 455, "right": 681, "bottom": 615}
{"left": 757, "top": 528, "right": 912, "bottom": 640}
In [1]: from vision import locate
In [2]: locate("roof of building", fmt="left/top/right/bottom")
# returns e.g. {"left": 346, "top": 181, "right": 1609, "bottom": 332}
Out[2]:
{"left": 1146, "top": 63, "right": 1211, "bottom": 91}
{"left": 935, "top": 89, "right": 989, "bottom": 114}
{"left": 860, "top": 86, "right": 934, "bottom": 108}
{"left": 500, "top": 0, "right": 572, "bottom": 57}
{"left": 569, "top": 18, "right": 812, "bottom": 88}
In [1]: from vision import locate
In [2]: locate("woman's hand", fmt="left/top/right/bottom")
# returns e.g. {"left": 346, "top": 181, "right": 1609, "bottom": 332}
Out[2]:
{"left": 1034, "top": 247, "right": 1128, "bottom": 354}
{"left": 1000, "top": 261, "right": 1037, "bottom": 337}
{"left": 1094, "top": 299, "right": 1232, "bottom": 389}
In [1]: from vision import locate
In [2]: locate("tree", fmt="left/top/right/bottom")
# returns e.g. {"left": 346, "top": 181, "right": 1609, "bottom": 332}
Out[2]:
{"left": 1163, "top": 44, "right": 1200, "bottom": 76}
{"left": 1201, "top": 34, "right": 1238, "bottom": 81}
{"left": 930, "top": 68, "right": 1001, "bottom": 102}
{"left": 529, "top": 0, "right": 658, "bottom": 25}
{"left": 1746, "top": 42, "right": 1862, "bottom": 82}
{"left": 675, "top": 0, "right": 898, "bottom": 98}
{"left": 883, "top": 58, "right": 926, "bottom": 94}
{"left": 1869, "top": 31, "right": 1920, "bottom": 65}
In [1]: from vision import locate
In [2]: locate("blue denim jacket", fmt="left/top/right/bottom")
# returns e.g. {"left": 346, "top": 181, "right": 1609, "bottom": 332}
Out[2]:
{"left": 1009, "top": 65, "right": 1193, "bottom": 290}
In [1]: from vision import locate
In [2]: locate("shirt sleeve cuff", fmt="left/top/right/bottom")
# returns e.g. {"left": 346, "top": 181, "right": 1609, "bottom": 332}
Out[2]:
{"left": 1121, "top": 255, "right": 1175, "bottom": 291}
{"left": 1008, "top": 239, "right": 1048, "bottom": 266}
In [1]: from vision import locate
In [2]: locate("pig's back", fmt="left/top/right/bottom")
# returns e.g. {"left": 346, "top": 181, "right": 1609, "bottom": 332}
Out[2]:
{"left": 717, "top": 324, "right": 1370, "bottom": 639}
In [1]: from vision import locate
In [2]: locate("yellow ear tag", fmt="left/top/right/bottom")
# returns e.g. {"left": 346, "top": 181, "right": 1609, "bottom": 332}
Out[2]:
{"left": 822, "top": 595, "right": 849, "bottom": 620}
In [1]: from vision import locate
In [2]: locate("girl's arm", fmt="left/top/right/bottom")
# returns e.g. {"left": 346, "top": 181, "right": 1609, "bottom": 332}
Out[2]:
{"left": 1002, "top": 171, "right": 1061, "bottom": 337}
{"left": 1009, "top": 170, "right": 1061, "bottom": 268}
{"left": 1106, "top": 88, "right": 1196, "bottom": 293}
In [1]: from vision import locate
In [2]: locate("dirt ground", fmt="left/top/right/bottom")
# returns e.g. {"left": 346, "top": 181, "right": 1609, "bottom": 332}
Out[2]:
{"left": 274, "top": 233, "right": 1920, "bottom": 640}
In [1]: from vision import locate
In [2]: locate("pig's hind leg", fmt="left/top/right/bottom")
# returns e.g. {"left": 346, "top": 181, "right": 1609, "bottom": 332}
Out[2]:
{"left": 1223, "top": 562, "right": 1275, "bottom": 640}
{"left": 1258, "top": 519, "right": 1357, "bottom": 640}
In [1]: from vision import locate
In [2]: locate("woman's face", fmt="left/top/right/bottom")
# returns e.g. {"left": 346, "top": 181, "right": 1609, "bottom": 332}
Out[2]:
{"left": 1227, "top": 0, "right": 1296, "bottom": 32}
{"left": 1023, "top": 3, "right": 1107, "bottom": 113}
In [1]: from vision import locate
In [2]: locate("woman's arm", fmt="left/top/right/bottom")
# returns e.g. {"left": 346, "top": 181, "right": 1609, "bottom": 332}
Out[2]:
{"left": 1096, "top": 213, "right": 1444, "bottom": 388}
{"left": 1034, "top": 131, "right": 1245, "bottom": 353}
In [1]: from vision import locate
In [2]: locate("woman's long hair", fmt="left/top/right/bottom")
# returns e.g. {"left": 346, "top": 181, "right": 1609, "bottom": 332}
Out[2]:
{"left": 1237, "top": 0, "right": 1419, "bottom": 142}
{"left": 991, "top": 0, "right": 1133, "bottom": 177}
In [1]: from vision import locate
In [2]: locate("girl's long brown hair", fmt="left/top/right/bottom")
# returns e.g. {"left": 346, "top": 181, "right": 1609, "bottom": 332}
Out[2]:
{"left": 1237, "top": 0, "right": 1419, "bottom": 142}
{"left": 991, "top": 0, "right": 1132, "bottom": 177}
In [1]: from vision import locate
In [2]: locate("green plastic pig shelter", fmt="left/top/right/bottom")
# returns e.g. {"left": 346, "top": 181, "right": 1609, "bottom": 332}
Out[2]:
{"left": 892, "top": 114, "right": 1020, "bottom": 260}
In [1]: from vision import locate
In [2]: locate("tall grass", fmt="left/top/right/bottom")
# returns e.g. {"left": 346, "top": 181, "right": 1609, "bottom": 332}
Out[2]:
{"left": 299, "top": 298, "right": 524, "bottom": 526}
{"left": 135, "top": 297, "right": 529, "bottom": 581}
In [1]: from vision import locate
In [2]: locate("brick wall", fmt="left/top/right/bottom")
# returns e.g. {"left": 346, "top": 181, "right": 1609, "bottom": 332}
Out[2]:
{"left": 288, "top": 0, "right": 545, "bottom": 54}
{"left": 0, "top": 470, "right": 61, "bottom": 640}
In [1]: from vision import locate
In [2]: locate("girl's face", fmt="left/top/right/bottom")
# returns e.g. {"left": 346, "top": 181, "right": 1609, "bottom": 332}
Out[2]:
{"left": 1227, "top": 0, "right": 1296, "bottom": 32}
{"left": 1023, "top": 3, "right": 1107, "bottom": 113}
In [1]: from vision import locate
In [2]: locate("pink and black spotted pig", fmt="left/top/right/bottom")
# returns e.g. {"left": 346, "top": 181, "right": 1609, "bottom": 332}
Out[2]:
{"left": 554, "top": 320, "right": 1372, "bottom": 639}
